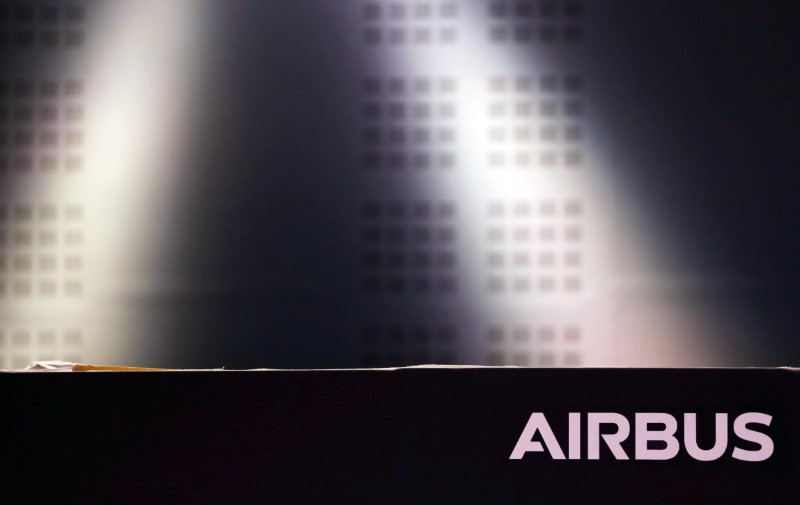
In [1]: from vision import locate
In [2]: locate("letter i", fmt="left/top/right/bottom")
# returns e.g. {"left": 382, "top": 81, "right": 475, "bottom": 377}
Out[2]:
{"left": 569, "top": 413, "right": 581, "bottom": 459}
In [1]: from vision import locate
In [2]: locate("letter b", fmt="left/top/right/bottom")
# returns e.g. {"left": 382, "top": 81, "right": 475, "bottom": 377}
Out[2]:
{"left": 635, "top": 413, "right": 679, "bottom": 460}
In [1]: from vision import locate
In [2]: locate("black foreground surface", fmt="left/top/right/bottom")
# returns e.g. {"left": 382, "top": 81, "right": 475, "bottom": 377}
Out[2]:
{"left": 1, "top": 368, "right": 798, "bottom": 503}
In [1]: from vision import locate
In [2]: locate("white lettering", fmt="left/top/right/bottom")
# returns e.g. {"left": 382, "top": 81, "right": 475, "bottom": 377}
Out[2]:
{"left": 635, "top": 413, "right": 679, "bottom": 460}
{"left": 568, "top": 412, "right": 581, "bottom": 460}
{"left": 510, "top": 411, "right": 774, "bottom": 461}
{"left": 509, "top": 413, "right": 566, "bottom": 460}
{"left": 588, "top": 413, "right": 629, "bottom": 460}
{"left": 732, "top": 412, "right": 774, "bottom": 462}
{"left": 684, "top": 413, "right": 728, "bottom": 461}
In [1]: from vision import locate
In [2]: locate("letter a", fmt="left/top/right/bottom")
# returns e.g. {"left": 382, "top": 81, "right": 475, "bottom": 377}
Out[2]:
{"left": 509, "top": 413, "right": 566, "bottom": 459}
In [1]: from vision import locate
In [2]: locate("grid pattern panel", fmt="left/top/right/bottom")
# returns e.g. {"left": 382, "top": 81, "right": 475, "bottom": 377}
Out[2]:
{"left": 485, "top": 199, "right": 584, "bottom": 295}
{"left": 0, "top": 203, "right": 85, "bottom": 298}
{"left": 360, "top": 324, "right": 458, "bottom": 366}
{"left": 362, "top": 76, "right": 458, "bottom": 171}
{"left": 362, "top": 1, "right": 460, "bottom": 46}
{"left": 0, "top": 79, "right": 84, "bottom": 174}
{"left": 487, "top": 73, "right": 584, "bottom": 169}
{"left": 484, "top": 323, "right": 583, "bottom": 366}
{"left": 0, "top": 325, "right": 84, "bottom": 369}
{"left": 487, "top": 0, "right": 584, "bottom": 43}
{"left": 0, "top": 2, "right": 86, "bottom": 50}
{"left": 361, "top": 200, "right": 458, "bottom": 295}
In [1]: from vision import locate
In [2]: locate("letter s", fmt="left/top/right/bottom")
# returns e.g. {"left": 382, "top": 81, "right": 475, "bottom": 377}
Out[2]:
{"left": 732, "top": 412, "right": 774, "bottom": 462}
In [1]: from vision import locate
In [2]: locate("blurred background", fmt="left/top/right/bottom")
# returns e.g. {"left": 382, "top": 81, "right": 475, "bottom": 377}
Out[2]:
{"left": 0, "top": 0, "right": 798, "bottom": 369}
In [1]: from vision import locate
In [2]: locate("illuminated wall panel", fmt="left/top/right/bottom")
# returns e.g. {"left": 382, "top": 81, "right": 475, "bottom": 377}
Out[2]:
{"left": 353, "top": 0, "right": 600, "bottom": 367}
{"left": 1, "top": 0, "right": 789, "bottom": 369}
{"left": 361, "top": 1, "right": 461, "bottom": 46}
{"left": 483, "top": 321, "right": 583, "bottom": 366}
{"left": 0, "top": 1, "right": 91, "bottom": 368}
{"left": 0, "top": 325, "right": 83, "bottom": 369}
{"left": 483, "top": 198, "right": 586, "bottom": 296}
{"left": 359, "top": 323, "right": 459, "bottom": 367}
{"left": 0, "top": 1, "right": 87, "bottom": 50}
{"left": 0, "top": 79, "right": 84, "bottom": 175}
{"left": 360, "top": 200, "right": 459, "bottom": 296}
{"left": 486, "top": 0, "right": 584, "bottom": 43}
{"left": 486, "top": 73, "right": 584, "bottom": 170}
{"left": 0, "top": 202, "right": 84, "bottom": 298}
{"left": 361, "top": 76, "right": 458, "bottom": 172}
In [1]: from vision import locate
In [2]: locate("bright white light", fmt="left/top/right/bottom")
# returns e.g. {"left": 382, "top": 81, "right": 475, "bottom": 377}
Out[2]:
{"left": 36, "top": 0, "right": 212, "bottom": 364}
{"left": 365, "top": 2, "right": 732, "bottom": 367}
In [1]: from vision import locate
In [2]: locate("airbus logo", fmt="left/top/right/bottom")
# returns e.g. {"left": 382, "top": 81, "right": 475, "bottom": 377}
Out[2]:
{"left": 510, "top": 412, "right": 774, "bottom": 462}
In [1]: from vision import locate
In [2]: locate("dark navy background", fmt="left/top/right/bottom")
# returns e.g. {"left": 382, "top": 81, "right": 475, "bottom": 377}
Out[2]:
{"left": 591, "top": 2, "right": 800, "bottom": 363}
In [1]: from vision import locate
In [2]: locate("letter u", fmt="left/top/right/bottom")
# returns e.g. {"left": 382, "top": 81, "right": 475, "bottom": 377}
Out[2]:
{"left": 684, "top": 413, "right": 728, "bottom": 461}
